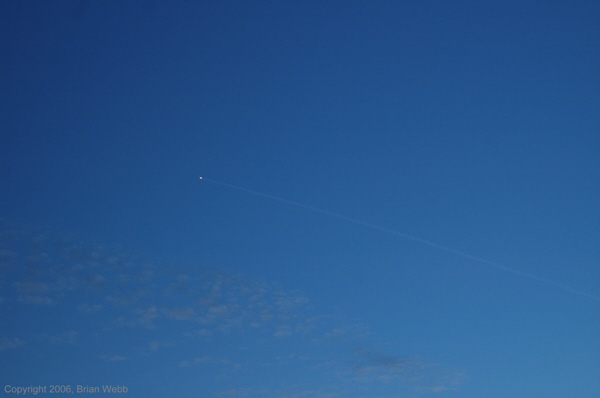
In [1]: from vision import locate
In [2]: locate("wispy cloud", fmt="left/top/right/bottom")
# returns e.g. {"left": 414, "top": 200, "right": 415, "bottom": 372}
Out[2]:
{"left": 99, "top": 354, "right": 127, "bottom": 362}
{"left": 0, "top": 221, "right": 466, "bottom": 396}
{"left": 178, "top": 355, "right": 240, "bottom": 370}
{"left": 34, "top": 330, "right": 79, "bottom": 345}
{"left": 214, "top": 386, "right": 341, "bottom": 398}
{"left": 0, "top": 337, "right": 25, "bottom": 351}
{"left": 352, "top": 346, "right": 466, "bottom": 392}
{"left": 0, "top": 222, "right": 320, "bottom": 345}
{"left": 163, "top": 306, "right": 197, "bottom": 321}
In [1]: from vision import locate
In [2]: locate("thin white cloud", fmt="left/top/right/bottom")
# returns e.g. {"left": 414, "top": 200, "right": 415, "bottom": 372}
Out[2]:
{"left": 0, "top": 337, "right": 25, "bottom": 351}
{"left": 132, "top": 305, "right": 159, "bottom": 328}
{"left": 179, "top": 355, "right": 240, "bottom": 370}
{"left": 0, "top": 221, "right": 467, "bottom": 396}
{"left": 34, "top": 330, "right": 79, "bottom": 345}
{"left": 163, "top": 307, "right": 196, "bottom": 321}
{"left": 17, "top": 294, "right": 54, "bottom": 306}
{"left": 352, "top": 346, "right": 466, "bottom": 392}
{"left": 148, "top": 340, "right": 160, "bottom": 351}
{"left": 77, "top": 302, "right": 103, "bottom": 313}
{"left": 99, "top": 354, "right": 127, "bottom": 362}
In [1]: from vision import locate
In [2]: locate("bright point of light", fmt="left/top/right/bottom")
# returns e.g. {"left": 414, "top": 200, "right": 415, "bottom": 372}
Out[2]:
{"left": 199, "top": 176, "right": 203, "bottom": 180}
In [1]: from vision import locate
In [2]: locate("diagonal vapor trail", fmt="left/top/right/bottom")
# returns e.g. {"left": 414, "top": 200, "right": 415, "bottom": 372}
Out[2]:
{"left": 199, "top": 177, "right": 599, "bottom": 303}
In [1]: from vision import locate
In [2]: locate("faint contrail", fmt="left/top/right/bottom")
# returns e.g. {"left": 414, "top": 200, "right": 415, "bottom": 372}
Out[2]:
{"left": 199, "top": 177, "right": 599, "bottom": 303}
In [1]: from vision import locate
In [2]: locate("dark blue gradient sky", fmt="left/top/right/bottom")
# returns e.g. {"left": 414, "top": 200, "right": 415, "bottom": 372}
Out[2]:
{"left": 1, "top": 1, "right": 599, "bottom": 397}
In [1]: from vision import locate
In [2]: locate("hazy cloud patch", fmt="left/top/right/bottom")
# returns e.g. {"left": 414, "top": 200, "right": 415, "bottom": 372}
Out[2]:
{"left": 352, "top": 346, "right": 466, "bottom": 392}
{"left": 0, "top": 337, "right": 25, "bottom": 351}
{"left": 99, "top": 354, "right": 127, "bottom": 362}
{"left": 163, "top": 306, "right": 196, "bottom": 321}
{"left": 0, "top": 221, "right": 466, "bottom": 396}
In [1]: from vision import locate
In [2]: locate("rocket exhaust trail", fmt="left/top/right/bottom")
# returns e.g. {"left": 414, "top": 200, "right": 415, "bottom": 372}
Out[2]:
{"left": 199, "top": 177, "right": 599, "bottom": 303}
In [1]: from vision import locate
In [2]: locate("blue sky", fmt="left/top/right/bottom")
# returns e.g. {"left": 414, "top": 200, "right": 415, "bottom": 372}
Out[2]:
{"left": 1, "top": 1, "right": 599, "bottom": 397}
